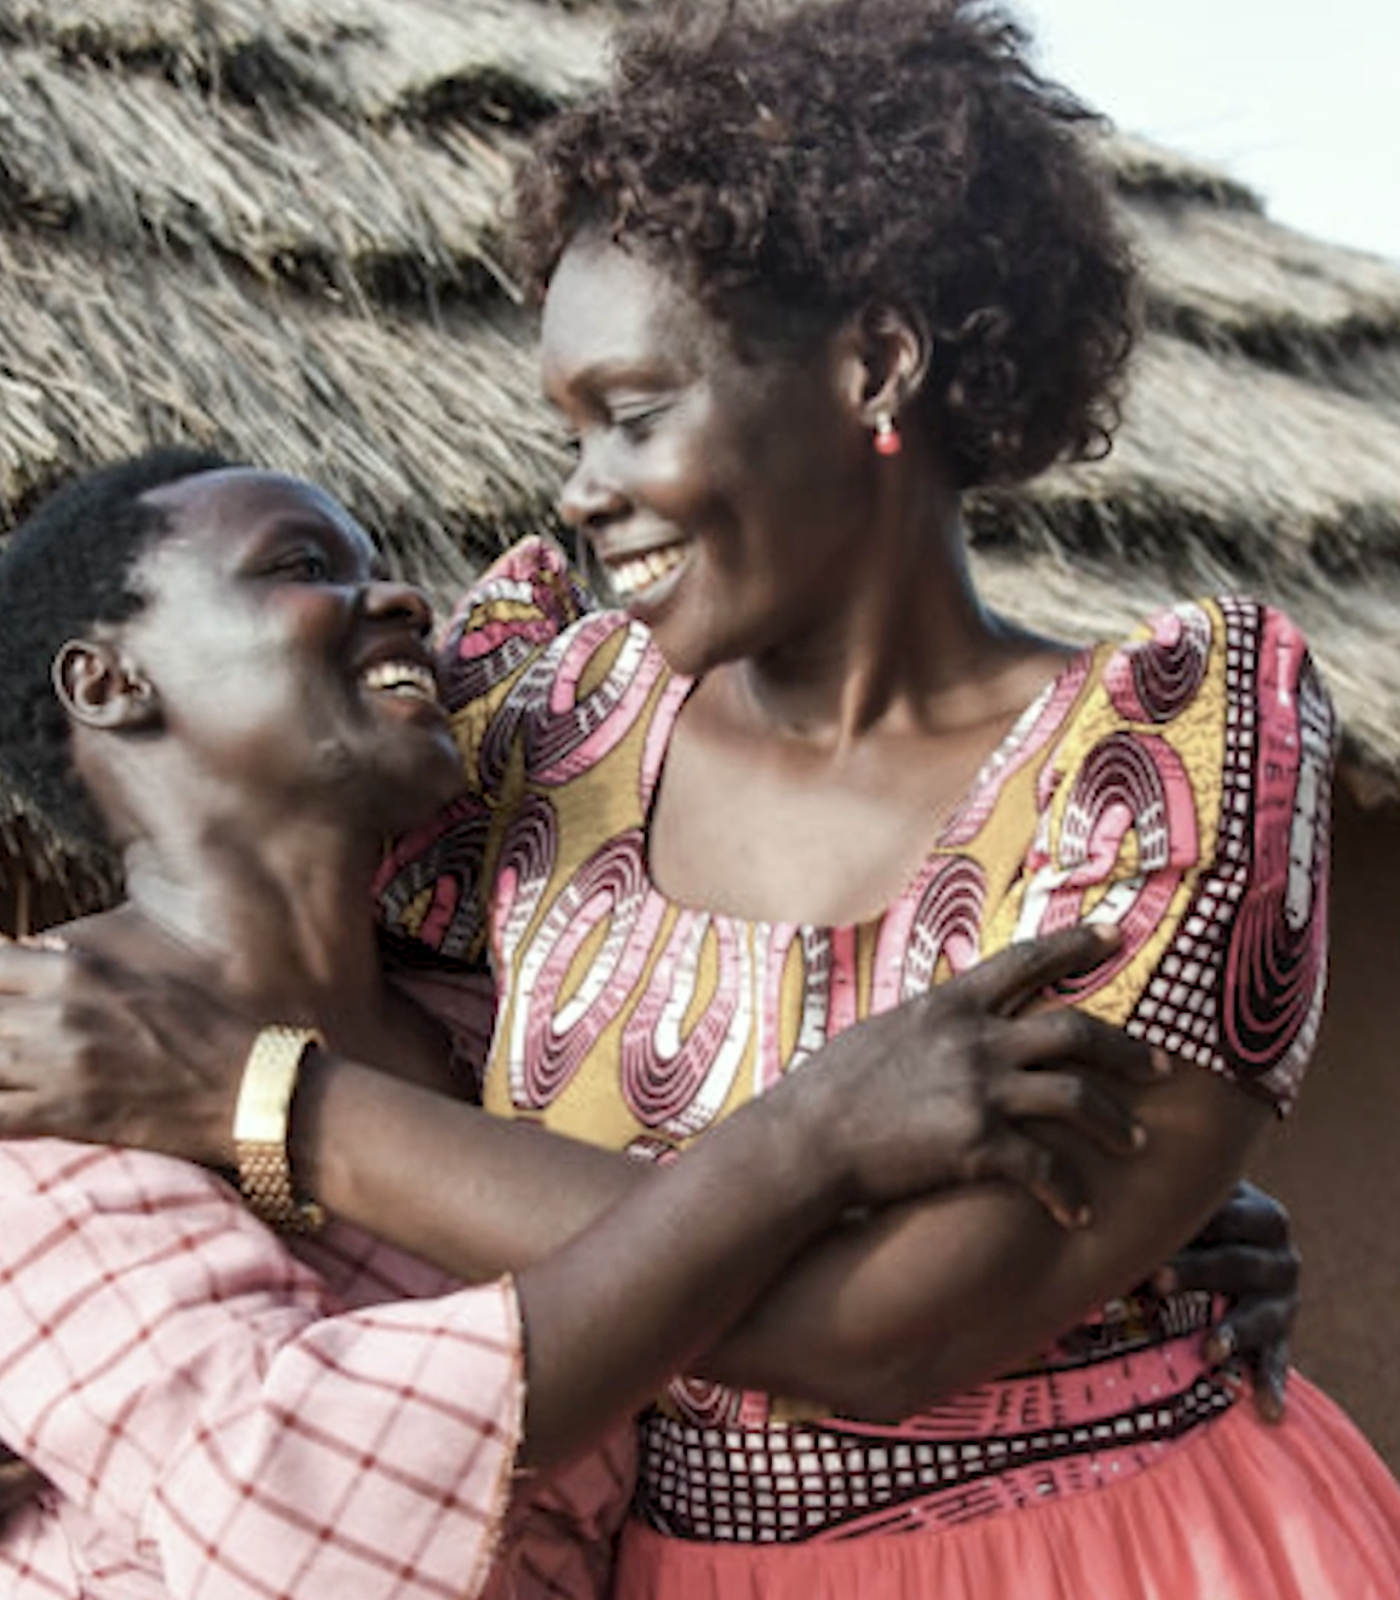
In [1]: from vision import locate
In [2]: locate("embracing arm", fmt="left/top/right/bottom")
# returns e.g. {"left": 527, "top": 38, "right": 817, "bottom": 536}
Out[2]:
{"left": 0, "top": 931, "right": 1290, "bottom": 1427}
{"left": 291, "top": 1015, "right": 1267, "bottom": 1420}
{"left": 0, "top": 938, "right": 1190, "bottom": 1593}
{"left": 701, "top": 1064, "right": 1269, "bottom": 1416}
{"left": 0, "top": 1059, "right": 973, "bottom": 1592}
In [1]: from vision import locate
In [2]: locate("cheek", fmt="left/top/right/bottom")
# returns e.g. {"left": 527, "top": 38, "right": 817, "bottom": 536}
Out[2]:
{"left": 164, "top": 656, "right": 331, "bottom": 755}
{"left": 638, "top": 433, "right": 727, "bottom": 523}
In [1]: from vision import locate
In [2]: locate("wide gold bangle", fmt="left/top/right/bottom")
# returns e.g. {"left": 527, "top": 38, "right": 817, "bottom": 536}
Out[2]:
{"left": 232, "top": 1025, "right": 327, "bottom": 1236}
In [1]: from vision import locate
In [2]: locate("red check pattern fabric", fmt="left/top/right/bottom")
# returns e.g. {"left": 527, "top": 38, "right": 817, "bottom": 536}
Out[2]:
{"left": 0, "top": 1139, "right": 523, "bottom": 1599}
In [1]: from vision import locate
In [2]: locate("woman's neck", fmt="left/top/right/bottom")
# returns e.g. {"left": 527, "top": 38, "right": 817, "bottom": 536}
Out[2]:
{"left": 732, "top": 490, "right": 1046, "bottom": 748}
{"left": 108, "top": 811, "right": 393, "bottom": 1043}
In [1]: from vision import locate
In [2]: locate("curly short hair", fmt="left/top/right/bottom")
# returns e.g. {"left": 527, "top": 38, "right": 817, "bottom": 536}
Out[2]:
{"left": 514, "top": 0, "right": 1139, "bottom": 488}
{"left": 0, "top": 447, "right": 235, "bottom": 861}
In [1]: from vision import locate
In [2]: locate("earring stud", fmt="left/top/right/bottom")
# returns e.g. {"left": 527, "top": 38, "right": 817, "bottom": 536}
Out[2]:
{"left": 873, "top": 411, "right": 902, "bottom": 457}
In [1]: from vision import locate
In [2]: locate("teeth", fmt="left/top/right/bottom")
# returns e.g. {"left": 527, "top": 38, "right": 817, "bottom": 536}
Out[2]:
{"left": 607, "top": 544, "right": 687, "bottom": 601}
{"left": 360, "top": 660, "right": 439, "bottom": 702}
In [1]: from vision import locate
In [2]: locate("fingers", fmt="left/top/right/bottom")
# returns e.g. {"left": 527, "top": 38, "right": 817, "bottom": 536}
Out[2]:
{"left": 1202, "top": 1309, "right": 1292, "bottom": 1424}
{"left": 1203, "top": 1284, "right": 1295, "bottom": 1361}
{"left": 991, "top": 1068, "right": 1144, "bottom": 1156}
{"left": 963, "top": 1130, "right": 1091, "bottom": 1231}
{"left": 1188, "top": 1179, "right": 1291, "bottom": 1250}
{"left": 1159, "top": 1242, "right": 1298, "bottom": 1299}
{"left": 955, "top": 925, "right": 1122, "bottom": 1016}
{"left": 997, "top": 1007, "right": 1169, "bottom": 1085}
{"left": 1161, "top": 1184, "right": 1297, "bottom": 1429}
{"left": 1250, "top": 1341, "right": 1290, "bottom": 1424}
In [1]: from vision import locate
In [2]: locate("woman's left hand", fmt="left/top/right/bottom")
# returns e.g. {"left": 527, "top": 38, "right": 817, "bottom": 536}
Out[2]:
{"left": 1155, "top": 1179, "right": 1299, "bottom": 1422}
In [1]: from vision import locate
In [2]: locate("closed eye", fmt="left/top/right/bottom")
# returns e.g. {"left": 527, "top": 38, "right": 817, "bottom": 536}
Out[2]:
{"left": 615, "top": 404, "right": 668, "bottom": 444}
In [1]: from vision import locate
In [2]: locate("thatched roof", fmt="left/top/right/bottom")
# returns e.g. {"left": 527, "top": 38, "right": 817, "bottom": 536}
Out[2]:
{"left": 972, "top": 135, "right": 1400, "bottom": 808}
{"left": 2, "top": 0, "right": 1398, "bottom": 909}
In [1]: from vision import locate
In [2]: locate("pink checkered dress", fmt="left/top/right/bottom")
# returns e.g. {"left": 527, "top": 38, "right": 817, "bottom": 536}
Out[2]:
{"left": 0, "top": 1139, "right": 523, "bottom": 1598}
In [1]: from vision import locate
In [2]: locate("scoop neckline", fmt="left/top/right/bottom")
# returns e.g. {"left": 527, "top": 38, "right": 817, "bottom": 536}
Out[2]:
{"left": 635, "top": 640, "right": 1098, "bottom": 938}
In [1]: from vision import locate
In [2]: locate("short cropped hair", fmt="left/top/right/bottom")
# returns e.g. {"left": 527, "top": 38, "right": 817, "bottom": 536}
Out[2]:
{"left": 0, "top": 448, "right": 235, "bottom": 858}
{"left": 514, "top": 0, "right": 1139, "bottom": 488}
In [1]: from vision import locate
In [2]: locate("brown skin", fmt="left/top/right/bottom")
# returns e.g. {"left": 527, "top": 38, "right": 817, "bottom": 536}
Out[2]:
{"left": 0, "top": 939, "right": 1294, "bottom": 1413}
{"left": 55, "top": 471, "right": 467, "bottom": 1080}
{"left": 539, "top": 233, "right": 1270, "bottom": 1410}
{"left": 0, "top": 468, "right": 1169, "bottom": 1477}
{"left": 0, "top": 232, "right": 1295, "bottom": 1432}
{"left": 0, "top": 230, "right": 1290, "bottom": 1439}
{"left": 544, "top": 235, "right": 1081, "bottom": 925}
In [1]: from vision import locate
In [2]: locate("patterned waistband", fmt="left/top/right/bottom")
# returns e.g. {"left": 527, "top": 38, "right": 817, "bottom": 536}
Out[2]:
{"left": 637, "top": 1336, "right": 1240, "bottom": 1544}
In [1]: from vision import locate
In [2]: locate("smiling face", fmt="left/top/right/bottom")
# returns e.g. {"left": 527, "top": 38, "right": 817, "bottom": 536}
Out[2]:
{"left": 541, "top": 235, "right": 881, "bottom": 678}
{"left": 97, "top": 469, "right": 464, "bottom": 837}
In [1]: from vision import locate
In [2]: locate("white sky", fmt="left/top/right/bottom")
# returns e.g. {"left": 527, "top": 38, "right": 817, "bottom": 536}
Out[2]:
{"left": 1017, "top": 0, "right": 1400, "bottom": 264}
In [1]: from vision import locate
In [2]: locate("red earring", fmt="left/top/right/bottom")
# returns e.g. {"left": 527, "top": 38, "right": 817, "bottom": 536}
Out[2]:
{"left": 873, "top": 411, "right": 902, "bottom": 457}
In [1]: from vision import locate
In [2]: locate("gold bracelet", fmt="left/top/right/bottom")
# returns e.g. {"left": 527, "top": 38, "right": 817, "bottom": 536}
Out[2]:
{"left": 232, "top": 1025, "right": 327, "bottom": 1236}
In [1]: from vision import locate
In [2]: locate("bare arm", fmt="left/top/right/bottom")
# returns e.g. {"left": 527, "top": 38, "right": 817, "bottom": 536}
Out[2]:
{"left": 0, "top": 932, "right": 1161, "bottom": 1397}
{"left": 0, "top": 931, "right": 1284, "bottom": 1425}
{"left": 698, "top": 1065, "right": 1268, "bottom": 1416}
{"left": 516, "top": 1079, "right": 842, "bottom": 1465}
{"left": 293, "top": 1054, "right": 646, "bottom": 1281}
{"left": 292, "top": 1024, "right": 1265, "bottom": 1421}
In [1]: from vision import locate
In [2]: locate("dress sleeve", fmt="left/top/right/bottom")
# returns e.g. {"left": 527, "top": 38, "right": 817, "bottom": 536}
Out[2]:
{"left": 985, "top": 598, "right": 1336, "bottom": 1114}
{"left": 375, "top": 536, "right": 591, "bottom": 966}
{"left": 0, "top": 1141, "right": 523, "bottom": 1600}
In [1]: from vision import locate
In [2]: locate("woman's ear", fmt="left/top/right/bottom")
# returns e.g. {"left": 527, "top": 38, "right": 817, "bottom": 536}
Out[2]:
{"left": 52, "top": 638, "right": 160, "bottom": 731}
{"left": 850, "top": 302, "right": 932, "bottom": 427}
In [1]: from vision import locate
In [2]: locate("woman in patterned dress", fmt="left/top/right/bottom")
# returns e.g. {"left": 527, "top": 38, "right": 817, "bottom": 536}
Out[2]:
{"left": 0, "top": 1, "right": 1395, "bottom": 1596}
{"left": 369, "top": 1, "right": 1400, "bottom": 1591}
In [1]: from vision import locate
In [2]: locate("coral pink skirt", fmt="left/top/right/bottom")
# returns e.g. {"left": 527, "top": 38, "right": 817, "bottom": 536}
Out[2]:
{"left": 614, "top": 1374, "right": 1400, "bottom": 1600}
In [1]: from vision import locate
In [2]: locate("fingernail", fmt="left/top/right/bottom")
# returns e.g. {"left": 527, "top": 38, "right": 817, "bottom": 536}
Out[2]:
{"left": 1089, "top": 923, "right": 1118, "bottom": 946}
{"left": 1153, "top": 1265, "right": 1178, "bottom": 1294}
{"left": 1130, "top": 1123, "right": 1148, "bottom": 1151}
{"left": 1204, "top": 1326, "right": 1236, "bottom": 1365}
{"left": 1074, "top": 1203, "right": 1094, "bottom": 1229}
{"left": 1151, "top": 1047, "right": 1173, "bottom": 1077}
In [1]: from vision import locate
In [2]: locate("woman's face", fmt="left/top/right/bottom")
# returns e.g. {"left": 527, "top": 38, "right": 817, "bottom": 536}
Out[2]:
{"left": 541, "top": 235, "right": 877, "bottom": 677}
{"left": 108, "top": 469, "right": 464, "bottom": 834}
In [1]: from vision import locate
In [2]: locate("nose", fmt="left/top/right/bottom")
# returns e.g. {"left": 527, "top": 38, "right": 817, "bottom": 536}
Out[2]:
{"left": 361, "top": 577, "right": 433, "bottom": 638}
{"left": 558, "top": 446, "right": 628, "bottom": 536}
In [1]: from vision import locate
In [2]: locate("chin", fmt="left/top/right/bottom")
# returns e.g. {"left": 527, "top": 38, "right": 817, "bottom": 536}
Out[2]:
{"left": 645, "top": 609, "right": 746, "bottom": 679}
{"left": 369, "top": 746, "right": 469, "bottom": 833}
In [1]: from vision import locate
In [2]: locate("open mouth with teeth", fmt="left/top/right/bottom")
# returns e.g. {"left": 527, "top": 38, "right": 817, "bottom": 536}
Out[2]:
{"left": 358, "top": 659, "right": 440, "bottom": 705}
{"left": 603, "top": 542, "right": 690, "bottom": 604}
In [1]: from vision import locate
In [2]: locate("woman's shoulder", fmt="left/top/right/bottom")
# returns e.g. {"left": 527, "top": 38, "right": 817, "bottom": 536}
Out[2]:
{"left": 1055, "top": 596, "right": 1336, "bottom": 782}
{"left": 1004, "top": 595, "right": 1336, "bottom": 1113}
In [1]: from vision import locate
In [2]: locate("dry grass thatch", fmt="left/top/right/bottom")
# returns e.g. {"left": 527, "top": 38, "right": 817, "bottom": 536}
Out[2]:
{"left": 2, "top": 0, "right": 1399, "bottom": 910}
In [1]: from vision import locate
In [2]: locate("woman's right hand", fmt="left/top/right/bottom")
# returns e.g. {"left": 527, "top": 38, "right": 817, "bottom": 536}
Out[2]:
{"left": 780, "top": 924, "right": 1169, "bottom": 1227}
{"left": 0, "top": 940, "right": 257, "bottom": 1168}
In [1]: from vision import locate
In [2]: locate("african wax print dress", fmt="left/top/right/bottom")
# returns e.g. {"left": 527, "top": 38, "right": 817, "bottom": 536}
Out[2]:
{"left": 378, "top": 538, "right": 1400, "bottom": 1600}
